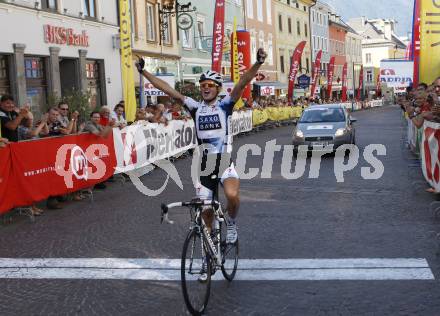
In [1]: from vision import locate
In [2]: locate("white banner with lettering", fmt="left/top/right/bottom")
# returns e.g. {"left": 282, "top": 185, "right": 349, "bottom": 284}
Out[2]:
{"left": 230, "top": 110, "right": 253, "bottom": 136}
{"left": 421, "top": 120, "right": 440, "bottom": 192}
{"left": 113, "top": 120, "right": 197, "bottom": 173}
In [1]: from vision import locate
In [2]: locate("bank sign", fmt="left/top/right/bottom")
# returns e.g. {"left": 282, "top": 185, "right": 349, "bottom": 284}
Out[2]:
{"left": 379, "top": 60, "right": 414, "bottom": 90}
{"left": 44, "top": 25, "right": 89, "bottom": 47}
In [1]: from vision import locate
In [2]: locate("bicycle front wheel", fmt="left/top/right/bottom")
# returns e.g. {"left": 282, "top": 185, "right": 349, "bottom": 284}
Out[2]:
{"left": 181, "top": 229, "right": 212, "bottom": 316}
{"left": 220, "top": 221, "right": 239, "bottom": 281}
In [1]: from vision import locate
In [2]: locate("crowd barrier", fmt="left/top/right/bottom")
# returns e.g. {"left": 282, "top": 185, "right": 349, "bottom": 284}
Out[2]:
{"left": 0, "top": 102, "right": 384, "bottom": 214}
{"left": 0, "top": 108, "right": 271, "bottom": 214}
{"left": 406, "top": 115, "right": 440, "bottom": 192}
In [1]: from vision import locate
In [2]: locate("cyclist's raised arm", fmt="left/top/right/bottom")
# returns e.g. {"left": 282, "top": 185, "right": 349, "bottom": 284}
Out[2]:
{"left": 136, "top": 58, "right": 185, "bottom": 103}
{"left": 230, "top": 48, "right": 267, "bottom": 104}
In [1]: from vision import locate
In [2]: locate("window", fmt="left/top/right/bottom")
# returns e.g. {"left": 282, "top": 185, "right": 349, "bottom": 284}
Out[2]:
{"left": 86, "top": 60, "right": 102, "bottom": 109}
{"left": 303, "top": 6, "right": 307, "bottom": 12}
{"left": 163, "top": 14, "right": 172, "bottom": 45}
{"left": 41, "top": 0, "right": 57, "bottom": 10}
{"left": 83, "top": 0, "right": 96, "bottom": 18}
{"left": 257, "top": 0, "right": 263, "bottom": 22}
{"left": 366, "top": 70, "right": 373, "bottom": 83}
{"left": 280, "top": 54, "right": 285, "bottom": 73}
{"left": 251, "top": 35, "right": 257, "bottom": 63}
{"left": 196, "top": 19, "right": 205, "bottom": 50}
{"left": 304, "top": 23, "right": 308, "bottom": 37}
{"left": 246, "top": 0, "right": 253, "bottom": 19}
{"left": 306, "top": 58, "right": 309, "bottom": 73}
{"left": 366, "top": 53, "right": 371, "bottom": 63}
{"left": 296, "top": 3, "right": 299, "bottom": 8}
{"left": 278, "top": 15, "right": 283, "bottom": 32}
{"left": 182, "top": 28, "right": 192, "bottom": 48}
{"left": 146, "top": 2, "right": 156, "bottom": 42}
{"left": 0, "top": 55, "right": 10, "bottom": 97}
{"left": 268, "top": 34, "right": 273, "bottom": 65}
{"left": 288, "top": 17, "right": 292, "bottom": 34}
{"left": 25, "top": 57, "right": 47, "bottom": 115}
{"left": 297, "top": 20, "right": 301, "bottom": 36}
{"left": 312, "top": 11, "right": 315, "bottom": 23}
{"left": 266, "top": 0, "right": 272, "bottom": 24}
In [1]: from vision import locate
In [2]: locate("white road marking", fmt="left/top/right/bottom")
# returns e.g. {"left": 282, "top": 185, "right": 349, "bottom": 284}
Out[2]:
{"left": 0, "top": 258, "right": 434, "bottom": 281}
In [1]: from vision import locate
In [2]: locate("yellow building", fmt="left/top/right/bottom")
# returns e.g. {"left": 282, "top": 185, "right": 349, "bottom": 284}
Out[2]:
{"left": 131, "top": 0, "right": 181, "bottom": 103}
{"left": 274, "top": 0, "right": 316, "bottom": 96}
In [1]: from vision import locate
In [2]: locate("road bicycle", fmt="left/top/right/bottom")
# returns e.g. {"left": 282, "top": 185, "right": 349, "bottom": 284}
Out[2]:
{"left": 160, "top": 190, "right": 239, "bottom": 315}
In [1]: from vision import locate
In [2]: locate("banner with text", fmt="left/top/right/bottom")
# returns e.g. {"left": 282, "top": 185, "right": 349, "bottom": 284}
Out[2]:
{"left": 113, "top": 120, "right": 198, "bottom": 173}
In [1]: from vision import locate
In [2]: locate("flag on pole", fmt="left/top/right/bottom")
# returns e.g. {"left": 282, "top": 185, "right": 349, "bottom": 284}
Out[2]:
{"left": 211, "top": 0, "right": 226, "bottom": 72}
{"left": 287, "top": 41, "right": 307, "bottom": 103}
{"left": 419, "top": 0, "right": 440, "bottom": 84}
{"left": 310, "top": 50, "right": 322, "bottom": 99}
{"left": 412, "top": 0, "right": 421, "bottom": 86}
{"left": 341, "top": 62, "right": 348, "bottom": 102}
{"left": 327, "top": 56, "right": 335, "bottom": 100}
{"left": 119, "top": 0, "right": 137, "bottom": 122}
{"left": 231, "top": 18, "right": 243, "bottom": 109}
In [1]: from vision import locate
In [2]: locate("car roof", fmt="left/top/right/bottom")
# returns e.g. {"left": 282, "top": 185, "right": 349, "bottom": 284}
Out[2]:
{"left": 304, "top": 104, "right": 344, "bottom": 110}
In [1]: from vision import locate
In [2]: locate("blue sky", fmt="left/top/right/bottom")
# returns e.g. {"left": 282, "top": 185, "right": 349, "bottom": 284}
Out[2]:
{"left": 324, "top": 0, "right": 414, "bottom": 36}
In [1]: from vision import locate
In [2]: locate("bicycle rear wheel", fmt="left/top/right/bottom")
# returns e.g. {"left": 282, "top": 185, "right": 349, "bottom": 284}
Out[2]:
{"left": 181, "top": 229, "right": 212, "bottom": 316}
{"left": 220, "top": 221, "right": 239, "bottom": 281}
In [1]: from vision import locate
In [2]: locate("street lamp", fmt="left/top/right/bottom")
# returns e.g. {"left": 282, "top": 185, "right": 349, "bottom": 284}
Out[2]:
{"left": 158, "top": 1, "right": 197, "bottom": 45}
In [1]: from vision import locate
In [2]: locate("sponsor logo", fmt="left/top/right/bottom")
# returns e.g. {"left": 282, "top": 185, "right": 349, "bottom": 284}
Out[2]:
{"left": 199, "top": 114, "right": 222, "bottom": 131}
{"left": 70, "top": 146, "right": 88, "bottom": 181}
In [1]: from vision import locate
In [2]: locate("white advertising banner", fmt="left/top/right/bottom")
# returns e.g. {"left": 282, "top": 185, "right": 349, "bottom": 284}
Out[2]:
{"left": 379, "top": 60, "right": 413, "bottom": 90}
{"left": 230, "top": 110, "right": 253, "bottom": 136}
{"left": 260, "top": 86, "right": 275, "bottom": 96}
{"left": 113, "top": 120, "right": 197, "bottom": 173}
{"left": 141, "top": 74, "right": 175, "bottom": 97}
{"left": 421, "top": 120, "right": 440, "bottom": 192}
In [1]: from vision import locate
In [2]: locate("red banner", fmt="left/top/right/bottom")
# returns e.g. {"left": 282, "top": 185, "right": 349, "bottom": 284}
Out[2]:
{"left": 310, "top": 50, "right": 322, "bottom": 99}
{"left": 0, "top": 133, "right": 116, "bottom": 214}
{"left": 326, "top": 56, "right": 335, "bottom": 100}
{"left": 376, "top": 73, "right": 382, "bottom": 96}
{"left": 211, "top": 0, "right": 226, "bottom": 72}
{"left": 236, "top": 30, "right": 251, "bottom": 100}
{"left": 341, "top": 62, "right": 348, "bottom": 102}
{"left": 357, "top": 65, "right": 364, "bottom": 101}
{"left": 412, "top": 0, "right": 421, "bottom": 86}
{"left": 287, "top": 41, "right": 307, "bottom": 103}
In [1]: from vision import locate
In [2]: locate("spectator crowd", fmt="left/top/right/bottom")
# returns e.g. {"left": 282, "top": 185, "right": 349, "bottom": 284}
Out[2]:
{"left": 0, "top": 91, "right": 329, "bottom": 219}
{"left": 398, "top": 77, "right": 440, "bottom": 193}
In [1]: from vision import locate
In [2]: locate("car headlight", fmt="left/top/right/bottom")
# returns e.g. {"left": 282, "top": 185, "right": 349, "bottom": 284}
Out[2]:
{"left": 295, "top": 129, "right": 304, "bottom": 138}
{"left": 335, "top": 128, "right": 346, "bottom": 137}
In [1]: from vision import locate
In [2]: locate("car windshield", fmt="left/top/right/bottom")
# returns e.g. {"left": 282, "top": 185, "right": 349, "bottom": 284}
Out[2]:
{"left": 299, "top": 108, "right": 345, "bottom": 123}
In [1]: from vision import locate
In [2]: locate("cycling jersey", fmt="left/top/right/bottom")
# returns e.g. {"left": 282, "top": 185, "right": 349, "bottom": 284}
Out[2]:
{"left": 184, "top": 95, "right": 238, "bottom": 199}
{"left": 184, "top": 95, "right": 235, "bottom": 154}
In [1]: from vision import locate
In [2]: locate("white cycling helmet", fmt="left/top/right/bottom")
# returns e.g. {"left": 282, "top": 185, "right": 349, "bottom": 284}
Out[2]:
{"left": 199, "top": 70, "right": 223, "bottom": 87}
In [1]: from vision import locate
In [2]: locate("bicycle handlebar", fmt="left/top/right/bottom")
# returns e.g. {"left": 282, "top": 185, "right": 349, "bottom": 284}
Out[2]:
{"left": 160, "top": 199, "right": 220, "bottom": 224}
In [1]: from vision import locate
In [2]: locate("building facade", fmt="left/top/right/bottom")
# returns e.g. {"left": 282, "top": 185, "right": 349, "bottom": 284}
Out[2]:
{"left": 179, "top": 0, "right": 245, "bottom": 84}
{"left": 131, "top": 0, "right": 181, "bottom": 104}
{"left": 347, "top": 17, "right": 406, "bottom": 97}
{"left": 345, "top": 27, "right": 362, "bottom": 99}
{"left": 310, "top": 0, "right": 331, "bottom": 98}
{"left": 0, "top": 0, "right": 122, "bottom": 114}
{"left": 328, "top": 13, "right": 348, "bottom": 100}
{"left": 245, "top": 0, "right": 277, "bottom": 95}
{"left": 274, "top": 0, "right": 315, "bottom": 97}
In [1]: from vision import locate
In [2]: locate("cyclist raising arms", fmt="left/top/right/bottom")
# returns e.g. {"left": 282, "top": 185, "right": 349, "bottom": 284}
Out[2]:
{"left": 136, "top": 48, "right": 267, "bottom": 245}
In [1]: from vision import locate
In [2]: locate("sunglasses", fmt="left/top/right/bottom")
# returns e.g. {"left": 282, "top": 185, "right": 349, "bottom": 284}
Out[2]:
{"left": 59, "top": 108, "right": 68, "bottom": 110}
{"left": 200, "top": 83, "right": 218, "bottom": 89}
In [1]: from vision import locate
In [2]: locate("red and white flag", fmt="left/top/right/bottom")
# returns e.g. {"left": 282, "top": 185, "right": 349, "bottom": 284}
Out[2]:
{"left": 310, "top": 50, "right": 322, "bottom": 99}
{"left": 211, "top": 0, "right": 226, "bottom": 72}
{"left": 326, "top": 56, "right": 335, "bottom": 100}
{"left": 287, "top": 41, "right": 307, "bottom": 103}
{"left": 341, "top": 62, "right": 348, "bottom": 102}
